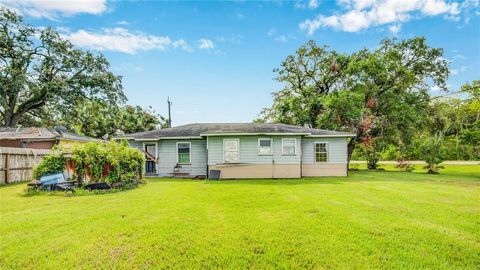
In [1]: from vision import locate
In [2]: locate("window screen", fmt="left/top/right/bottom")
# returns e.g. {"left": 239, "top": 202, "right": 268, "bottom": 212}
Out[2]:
{"left": 224, "top": 139, "right": 239, "bottom": 163}
{"left": 258, "top": 138, "right": 272, "bottom": 155}
{"left": 177, "top": 143, "right": 191, "bottom": 164}
{"left": 282, "top": 139, "right": 296, "bottom": 155}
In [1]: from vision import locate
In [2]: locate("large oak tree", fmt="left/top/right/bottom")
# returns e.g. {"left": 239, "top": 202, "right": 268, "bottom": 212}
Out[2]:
{"left": 0, "top": 8, "right": 125, "bottom": 127}
{"left": 258, "top": 37, "right": 449, "bottom": 166}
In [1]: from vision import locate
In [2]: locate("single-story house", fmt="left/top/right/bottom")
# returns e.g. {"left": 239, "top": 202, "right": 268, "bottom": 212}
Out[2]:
{"left": 0, "top": 127, "right": 102, "bottom": 149}
{"left": 118, "top": 123, "right": 355, "bottom": 179}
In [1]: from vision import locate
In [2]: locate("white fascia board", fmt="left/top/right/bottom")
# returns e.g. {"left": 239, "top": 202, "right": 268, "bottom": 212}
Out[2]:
{"left": 305, "top": 134, "right": 356, "bottom": 138}
{"left": 112, "top": 137, "right": 134, "bottom": 140}
{"left": 201, "top": 132, "right": 310, "bottom": 136}
{"left": 135, "top": 136, "right": 203, "bottom": 141}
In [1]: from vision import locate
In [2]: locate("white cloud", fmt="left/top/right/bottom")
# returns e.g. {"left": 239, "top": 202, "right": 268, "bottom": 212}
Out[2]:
{"left": 388, "top": 23, "right": 401, "bottom": 35}
{"left": 295, "top": 0, "right": 320, "bottom": 9}
{"left": 116, "top": 20, "right": 130, "bottom": 26}
{"left": 300, "top": 0, "right": 464, "bottom": 34}
{"left": 430, "top": 85, "right": 442, "bottom": 92}
{"left": 0, "top": 0, "right": 107, "bottom": 19}
{"left": 215, "top": 34, "right": 243, "bottom": 45}
{"left": 173, "top": 39, "right": 193, "bottom": 53}
{"left": 267, "top": 28, "right": 277, "bottom": 36}
{"left": 451, "top": 65, "right": 468, "bottom": 75}
{"left": 309, "top": 0, "right": 319, "bottom": 9}
{"left": 235, "top": 12, "right": 244, "bottom": 19}
{"left": 60, "top": 27, "right": 191, "bottom": 54}
{"left": 274, "top": 33, "right": 296, "bottom": 43}
{"left": 198, "top": 38, "right": 215, "bottom": 49}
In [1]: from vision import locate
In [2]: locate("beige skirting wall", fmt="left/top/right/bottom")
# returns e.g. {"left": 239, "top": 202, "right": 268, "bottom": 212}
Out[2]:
{"left": 208, "top": 164, "right": 301, "bottom": 179}
{"left": 209, "top": 163, "right": 348, "bottom": 179}
{"left": 302, "top": 163, "right": 348, "bottom": 177}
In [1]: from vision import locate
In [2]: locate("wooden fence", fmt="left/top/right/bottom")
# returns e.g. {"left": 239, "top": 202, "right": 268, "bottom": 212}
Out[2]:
{"left": 0, "top": 147, "right": 52, "bottom": 184}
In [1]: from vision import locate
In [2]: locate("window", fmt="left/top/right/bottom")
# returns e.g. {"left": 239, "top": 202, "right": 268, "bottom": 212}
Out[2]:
{"left": 282, "top": 138, "right": 296, "bottom": 155}
{"left": 315, "top": 142, "right": 328, "bottom": 162}
{"left": 177, "top": 142, "right": 191, "bottom": 164}
{"left": 224, "top": 139, "right": 239, "bottom": 163}
{"left": 258, "top": 138, "right": 272, "bottom": 155}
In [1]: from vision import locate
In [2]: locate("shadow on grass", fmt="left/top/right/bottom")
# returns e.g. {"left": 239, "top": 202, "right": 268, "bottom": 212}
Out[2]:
{"left": 19, "top": 183, "right": 146, "bottom": 197}
{"left": 146, "top": 169, "right": 480, "bottom": 186}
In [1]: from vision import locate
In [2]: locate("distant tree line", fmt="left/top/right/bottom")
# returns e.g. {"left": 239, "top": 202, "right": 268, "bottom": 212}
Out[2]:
{"left": 0, "top": 8, "right": 167, "bottom": 138}
{"left": 257, "top": 38, "right": 479, "bottom": 165}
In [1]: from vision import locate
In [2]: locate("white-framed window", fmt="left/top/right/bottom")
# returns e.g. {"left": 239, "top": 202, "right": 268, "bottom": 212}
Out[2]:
{"left": 258, "top": 138, "right": 272, "bottom": 155}
{"left": 224, "top": 139, "right": 239, "bottom": 163}
{"left": 177, "top": 142, "right": 191, "bottom": 164}
{"left": 315, "top": 142, "right": 328, "bottom": 162}
{"left": 282, "top": 138, "right": 296, "bottom": 156}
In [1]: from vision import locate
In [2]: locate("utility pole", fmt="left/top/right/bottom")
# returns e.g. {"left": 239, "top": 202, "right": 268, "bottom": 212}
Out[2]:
{"left": 167, "top": 97, "right": 172, "bottom": 128}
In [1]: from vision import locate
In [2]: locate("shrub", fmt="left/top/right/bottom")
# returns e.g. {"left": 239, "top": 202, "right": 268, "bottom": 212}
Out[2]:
{"left": 394, "top": 157, "right": 415, "bottom": 172}
{"left": 71, "top": 140, "right": 145, "bottom": 186}
{"left": 418, "top": 134, "right": 445, "bottom": 174}
{"left": 32, "top": 152, "right": 65, "bottom": 180}
{"left": 348, "top": 163, "right": 360, "bottom": 171}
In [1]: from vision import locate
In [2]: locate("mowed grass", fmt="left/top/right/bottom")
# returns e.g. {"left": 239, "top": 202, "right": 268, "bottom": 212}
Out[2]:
{"left": 1, "top": 165, "right": 479, "bottom": 269}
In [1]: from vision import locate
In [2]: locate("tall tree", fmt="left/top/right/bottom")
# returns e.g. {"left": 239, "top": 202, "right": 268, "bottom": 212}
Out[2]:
{"left": 259, "top": 37, "right": 449, "bottom": 165}
{"left": 257, "top": 40, "right": 351, "bottom": 127}
{"left": 0, "top": 8, "right": 125, "bottom": 127}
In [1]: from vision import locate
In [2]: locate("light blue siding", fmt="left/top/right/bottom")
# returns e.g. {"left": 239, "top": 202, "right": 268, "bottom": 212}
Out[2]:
{"left": 301, "top": 137, "right": 349, "bottom": 164}
{"left": 207, "top": 135, "right": 301, "bottom": 165}
{"left": 157, "top": 139, "right": 207, "bottom": 177}
{"left": 128, "top": 135, "right": 350, "bottom": 178}
{"left": 129, "top": 141, "right": 144, "bottom": 152}
{"left": 128, "top": 139, "right": 207, "bottom": 177}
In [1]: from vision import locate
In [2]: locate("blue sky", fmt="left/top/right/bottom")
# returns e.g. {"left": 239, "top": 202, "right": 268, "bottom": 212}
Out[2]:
{"left": 2, "top": 0, "right": 479, "bottom": 125}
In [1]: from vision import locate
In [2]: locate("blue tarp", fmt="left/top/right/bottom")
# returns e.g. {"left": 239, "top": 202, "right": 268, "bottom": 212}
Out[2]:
{"left": 39, "top": 173, "right": 65, "bottom": 185}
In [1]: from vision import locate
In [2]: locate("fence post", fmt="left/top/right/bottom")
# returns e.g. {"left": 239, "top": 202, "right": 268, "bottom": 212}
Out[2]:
{"left": 4, "top": 153, "right": 9, "bottom": 184}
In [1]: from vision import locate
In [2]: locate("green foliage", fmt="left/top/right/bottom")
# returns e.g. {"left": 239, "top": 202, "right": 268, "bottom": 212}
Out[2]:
{"left": 418, "top": 134, "right": 445, "bottom": 174}
{"left": 258, "top": 37, "right": 447, "bottom": 163}
{"left": 32, "top": 152, "right": 65, "bottom": 180}
{"left": 61, "top": 101, "right": 166, "bottom": 138}
{"left": 71, "top": 140, "right": 145, "bottom": 185}
{"left": 0, "top": 8, "right": 125, "bottom": 128}
{"left": 104, "top": 140, "right": 145, "bottom": 185}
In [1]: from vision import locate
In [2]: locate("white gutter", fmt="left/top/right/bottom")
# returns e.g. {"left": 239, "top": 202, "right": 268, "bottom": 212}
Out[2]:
{"left": 134, "top": 136, "right": 203, "bottom": 141}
{"left": 305, "top": 134, "right": 356, "bottom": 138}
{"left": 112, "top": 137, "right": 134, "bottom": 140}
{"left": 200, "top": 132, "right": 311, "bottom": 136}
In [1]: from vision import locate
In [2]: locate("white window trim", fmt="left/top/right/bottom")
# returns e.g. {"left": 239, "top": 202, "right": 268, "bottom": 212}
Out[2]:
{"left": 257, "top": 138, "right": 273, "bottom": 155}
{"left": 314, "top": 142, "right": 329, "bottom": 163}
{"left": 281, "top": 138, "right": 297, "bottom": 156}
{"left": 176, "top": 141, "right": 191, "bottom": 164}
{"left": 223, "top": 138, "right": 240, "bottom": 163}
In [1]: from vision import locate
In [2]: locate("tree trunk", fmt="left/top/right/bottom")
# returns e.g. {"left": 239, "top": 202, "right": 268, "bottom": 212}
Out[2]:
{"left": 2, "top": 111, "right": 23, "bottom": 127}
{"left": 347, "top": 137, "right": 356, "bottom": 169}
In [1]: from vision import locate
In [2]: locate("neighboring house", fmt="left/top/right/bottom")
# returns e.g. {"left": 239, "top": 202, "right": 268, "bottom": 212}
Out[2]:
{"left": 0, "top": 127, "right": 102, "bottom": 149}
{"left": 119, "top": 123, "right": 355, "bottom": 179}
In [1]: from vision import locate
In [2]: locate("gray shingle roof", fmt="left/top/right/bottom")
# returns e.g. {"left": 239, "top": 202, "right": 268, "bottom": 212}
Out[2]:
{"left": 0, "top": 127, "right": 57, "bottom": 140}
{"left": 119, "top": 123, "right": 355, "bottom": 139}
{"left": 0, "top": 127, "right": 102, "bottom": 142}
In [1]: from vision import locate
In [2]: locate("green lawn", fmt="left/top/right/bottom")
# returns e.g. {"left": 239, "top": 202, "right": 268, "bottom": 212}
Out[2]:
{"left": 1, "top": 165, "right": 479, "bottom": 269}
